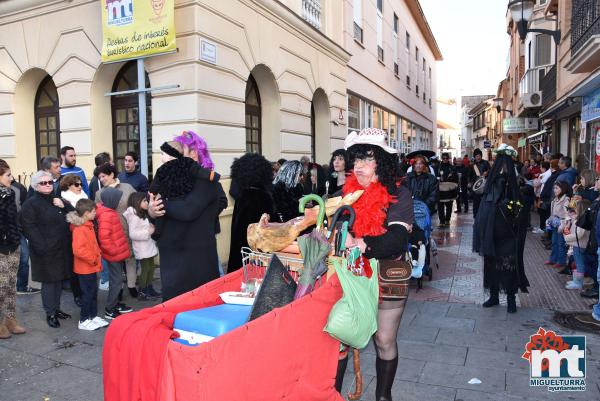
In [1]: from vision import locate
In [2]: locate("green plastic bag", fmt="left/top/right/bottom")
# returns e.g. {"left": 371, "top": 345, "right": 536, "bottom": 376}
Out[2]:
{"left": 323, "top": 258, "right": 379, "bottom": 349}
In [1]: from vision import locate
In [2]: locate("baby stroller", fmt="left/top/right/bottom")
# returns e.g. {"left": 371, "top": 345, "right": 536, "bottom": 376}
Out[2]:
{"left": 411, "top": 199, "right": 438, "bottom": 289}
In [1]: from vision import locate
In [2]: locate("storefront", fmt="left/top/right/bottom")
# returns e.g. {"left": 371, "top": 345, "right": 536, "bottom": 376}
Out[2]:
{"left": 526, "top": 129, "right": 550, "bottom": 158}
{"left": 582, "top": 87, "right": 600, "bottom": 173}
{"left": 347, "top": 92, "right": 433, "bottom": 154}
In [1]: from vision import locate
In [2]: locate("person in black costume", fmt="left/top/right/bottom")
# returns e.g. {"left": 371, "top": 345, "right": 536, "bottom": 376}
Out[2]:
{"left": 271, "top": 161, "right": 305, "bottom": 223}
{"left": 326, "top": 149, "right": 349, "bottom": 195}
{"left": 470, "top": 148, "right": 490, "bottom": 217}
{"left": 406, "top": 155, "right": 439, "bottom": 215}
{"left": 436, "top": 153, "right": 458, "bottom": 227}
{"left": 227, "top": 153, "right": 274, "bottom": 272}
{"left": 473, "top": 145, "right": 529, "bottom": 313}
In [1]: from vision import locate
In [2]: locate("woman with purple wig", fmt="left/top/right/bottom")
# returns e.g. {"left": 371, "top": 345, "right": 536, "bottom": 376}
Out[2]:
{"left": 149, "top": 131, "right": 226, "bottom": 301}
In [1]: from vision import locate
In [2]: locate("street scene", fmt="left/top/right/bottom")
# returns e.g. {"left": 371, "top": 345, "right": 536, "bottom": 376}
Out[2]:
{"left": 1, "top": 0, "right": 600, "bottom": 400}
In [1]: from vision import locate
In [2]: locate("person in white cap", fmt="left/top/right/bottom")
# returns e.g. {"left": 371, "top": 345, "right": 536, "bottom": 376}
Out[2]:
{"left": 334, "top": 128, "right": 414, "bottom": 401}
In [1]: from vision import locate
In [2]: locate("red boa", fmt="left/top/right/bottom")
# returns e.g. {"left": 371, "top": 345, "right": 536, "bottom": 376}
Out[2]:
{"left": 342, "top": 173, "right": 395, "bottom": 238}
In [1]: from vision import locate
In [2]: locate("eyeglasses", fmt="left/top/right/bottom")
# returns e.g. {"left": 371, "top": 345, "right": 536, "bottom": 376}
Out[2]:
{"left": 353, "top": 157, "right": 376, "bottom": 165}
{"left": 71, "top": 182, "right": 82, "bottom": 187}
{"left": 38, "top": 181, "right": 53, "bottom": 186}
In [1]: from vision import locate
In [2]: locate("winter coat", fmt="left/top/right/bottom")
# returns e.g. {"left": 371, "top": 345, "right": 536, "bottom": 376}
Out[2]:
{"left": 157, "top": 170, "right": 223, "bottom": 301}
{"left": 67, "top": 212, "right": 102, "bottom": 274}
{"left": 96, "top": 204, "right": 131, "bottom": 262}
{"left": 227, "top": 187, "right": 274, "bottom": 271}
{"left": 123, "top": 207, "right": 158, "bottom": 260}
{"left": 437, "top": 163, "right": 458, "bottom": 183}
{"left": 576, "top": 187, "right": 597, "bottom": 202}
{"left": 540, "top": 170, "right": 560, "bottom": 204}
{"left": 95, "top": 180, "right": 136, "bottom": 234}
{"left": 551, "top": 195, "right": 569, "bottom": 220}
{"left": 20, "top": 191, "right": 73, "bottom": 282}
{"left": 561, "top": 217, "right": 590, "bottom": 249}
{"left": 61, "top": 190, "right": 88, "bottom": 208}
{"left": 118, "top": 170, "right": 149, "bottom": 193}
{"left": 406, "top": 172, "right": 439, "bottom": 213}
{"left": 0, "top": 186, "right": 20, "bottom": 254}
{"left": 555, "top": 167, "right": 578, "bottom": 187}
{"left": 272, "top": 183, "right": 304, "bottom": 223}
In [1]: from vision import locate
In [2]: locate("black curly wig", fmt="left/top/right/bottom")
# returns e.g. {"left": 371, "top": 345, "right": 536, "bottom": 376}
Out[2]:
{"left": 329, "top": 149, "right": 349, "bottom": 174}
{"left": 230, "top": 153, "right": 273, "bottom": 191}
{"left": 346, "top": 144, "right": 399, "bottom": 192}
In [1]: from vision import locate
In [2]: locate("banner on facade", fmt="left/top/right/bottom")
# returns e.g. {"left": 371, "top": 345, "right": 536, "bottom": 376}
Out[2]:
{"left": 582, "top": 87, "right": 600, "bottom": 123}
{"left": 101, "top": 0, "right": 176, "bottom": 63}
{"left": 503, "top": 118, "right": 538, "bottom": 134}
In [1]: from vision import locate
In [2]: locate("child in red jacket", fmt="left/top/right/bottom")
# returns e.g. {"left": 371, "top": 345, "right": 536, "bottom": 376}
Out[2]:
{"left": 96, "top": 188, "right": 133, "bottom": 320}
{"left": 67, "top": 199, "right": 109, "bottom": 331}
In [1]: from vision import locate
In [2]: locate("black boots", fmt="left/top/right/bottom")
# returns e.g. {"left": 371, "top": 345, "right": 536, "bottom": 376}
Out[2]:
{"left": 375, "top": 356, "right": 398, "bottom": 401}
{"left": 334, "top": 355, "right": 348, "bottom": 393}
{"left": 482, "top": 288, "right": 499, "bottom": 308}
{"left": 507, "top": 292, "right": 517, "bottom": 313}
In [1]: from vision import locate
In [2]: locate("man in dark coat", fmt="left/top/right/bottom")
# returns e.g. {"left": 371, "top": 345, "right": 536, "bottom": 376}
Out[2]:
{"left": 20, "top": 171, "right": 74, "bottom": 328}
{"left": 148, "top": 165, "right": 224, "bottom": 301}
{"left": 436, "top": 153, "right": 458, "bottom": 227}
{"left": 469, "top": 148, "right": 491, "bottom": 217}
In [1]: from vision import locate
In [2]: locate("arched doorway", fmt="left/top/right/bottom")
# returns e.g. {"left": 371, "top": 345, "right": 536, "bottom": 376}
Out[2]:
{"left": 311, "top": 89, "right": 331, "bottom": 164}
{"left": 245, "top": 74, "right": 261, "bottom": 154}
{"left": 34, "top": 76, "right": 60, "bottom": 165}
{"left": 111, "top": 62, "right": 152, "bottom": 174}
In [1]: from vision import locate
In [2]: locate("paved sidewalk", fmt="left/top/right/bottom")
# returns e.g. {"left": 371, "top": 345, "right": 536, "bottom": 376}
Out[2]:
{"left": 1, "top": 207, "right": 599, "bottom": 401}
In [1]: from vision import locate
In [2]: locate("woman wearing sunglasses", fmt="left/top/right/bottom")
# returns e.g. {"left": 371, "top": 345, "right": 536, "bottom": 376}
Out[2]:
{"left": 60, "top": 174, "right": 88, "bottom": 207}
{"left": 20, "top": 170, "right": 75, "bottom": 328}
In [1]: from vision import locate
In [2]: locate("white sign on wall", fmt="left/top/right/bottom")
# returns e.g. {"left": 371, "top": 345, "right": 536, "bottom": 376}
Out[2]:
{"left": 200, "top": 40, "right": 217, "bottom": 64}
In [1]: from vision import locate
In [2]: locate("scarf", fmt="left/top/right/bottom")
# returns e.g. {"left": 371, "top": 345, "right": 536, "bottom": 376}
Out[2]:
{"left": 342, "top": 173, "right": 395, "bottom": 238}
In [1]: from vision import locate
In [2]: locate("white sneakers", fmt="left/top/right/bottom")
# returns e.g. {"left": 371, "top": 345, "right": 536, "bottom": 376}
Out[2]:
{"left": 98, "top": 281, "right": 109, "bottom": 291}
{"left": 78, "top": 316, "right": 110, "bottom": 331}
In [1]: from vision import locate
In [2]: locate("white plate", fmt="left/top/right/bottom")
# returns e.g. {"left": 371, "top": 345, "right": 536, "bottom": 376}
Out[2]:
{"left": 219, "top": 291, "right": 255, "bottom": 306}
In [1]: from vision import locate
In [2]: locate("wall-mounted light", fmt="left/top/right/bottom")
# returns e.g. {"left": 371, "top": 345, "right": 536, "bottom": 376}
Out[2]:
{"left": 508, "top": 0, "right": 561, "bottom": 44}
{"left": 493, "top": 97, "right": 513, "bottom": 116}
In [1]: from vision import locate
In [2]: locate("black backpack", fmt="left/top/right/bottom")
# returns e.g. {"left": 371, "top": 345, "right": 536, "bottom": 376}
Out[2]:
{"left": 576, "top": 200, "right": 600, "bottom": 254}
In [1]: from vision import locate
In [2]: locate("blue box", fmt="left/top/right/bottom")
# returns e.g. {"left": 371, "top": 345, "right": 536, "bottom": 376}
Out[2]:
{"left": 173, "top": 304, "right": 252, "bottom": 346}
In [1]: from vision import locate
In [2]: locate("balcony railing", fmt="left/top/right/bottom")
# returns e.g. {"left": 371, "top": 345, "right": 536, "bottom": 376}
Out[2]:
{"left": 571, "top": 0, "right": 600, "bottom": 55}
{"left": 519, "top": 64, "right": 553, "bottom": 95}
{"left": 539, "top": 64, "right": 556, "bottom": 109}
{"left": 302, "top": 0, "right": 321, "bottom": 30}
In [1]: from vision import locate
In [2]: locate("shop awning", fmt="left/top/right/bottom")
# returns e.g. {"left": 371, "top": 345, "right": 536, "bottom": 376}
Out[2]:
{"left": 527, "top": 130, "right": 546, "bottom": 141}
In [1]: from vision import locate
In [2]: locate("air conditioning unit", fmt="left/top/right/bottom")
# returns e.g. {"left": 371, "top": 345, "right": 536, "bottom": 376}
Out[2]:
{"left": 521, "top": 91, "right": 543, "bottom": 108}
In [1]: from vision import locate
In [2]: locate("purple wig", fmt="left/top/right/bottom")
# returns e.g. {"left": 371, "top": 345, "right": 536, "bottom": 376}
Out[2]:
{"left": 174, "top": 130, "right": 214, "bottom": 170}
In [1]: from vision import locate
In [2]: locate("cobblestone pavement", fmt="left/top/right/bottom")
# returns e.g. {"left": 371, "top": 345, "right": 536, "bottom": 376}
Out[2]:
{"left": 1, "top": 205, "right": 599, "bottom": 401}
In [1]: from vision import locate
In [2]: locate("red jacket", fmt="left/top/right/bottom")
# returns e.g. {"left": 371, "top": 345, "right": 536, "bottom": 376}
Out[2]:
{"left": 96, "top": 204, "right": 131, "bottom": 262}
{"left": 67, "top": 212, "right": 102, "bottom": 275}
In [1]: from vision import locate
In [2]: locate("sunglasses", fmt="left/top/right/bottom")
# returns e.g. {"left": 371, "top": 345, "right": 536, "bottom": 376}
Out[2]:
{"left": 38, "top": 181, "right": 53, "bottom": 186}
{"left": 71, "top": 182, "right": 82, "bottom": 187}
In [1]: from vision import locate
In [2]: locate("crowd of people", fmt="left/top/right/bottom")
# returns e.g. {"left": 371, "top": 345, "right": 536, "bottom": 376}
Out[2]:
{"left": 1, "top": 129, "right": 599, "bottom": 345}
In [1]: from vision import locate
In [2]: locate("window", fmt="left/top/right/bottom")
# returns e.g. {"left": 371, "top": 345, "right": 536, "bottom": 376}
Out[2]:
{"left": 34, "top": 76, "right": 60, "bottom": 164}
{"left": 353, "top": 0, "right": 363, "bottom": 42}
{"left": 415, "top": 46, "right": 419, "bottom": 61}
{"left": 429, "top": 67, "right": 432, "bottom": 79}
{"left": 416, "top": 85, "right": 419, "bottom": 96}
{"left": 373, "top": 106, "right": 383, "bottom": 129}
{"left": 393, "top": 13, "right": 398, "bottom": 33}
{"left": 394, "top": 63, "right": 399, "bottom": 75}
{"left": 348, "top": 93, "right": 360, "bottom": 132}
{"left": 378, "top": 46, "right": 384, "bottom": 62}
{"left": 535, "top": 34, "right": 551, "bottom": 66}
{"left": 245, "top": 75, "right": 261, "bottom": 153}
{"left": 406, "top": 75, "right": 410, "bottom": 88}
{"left": 376, "top": 2, "right": 383, "bottom": 62}
{"left": 405, "top": 32, "right": 410, "bottom": 50}
{"left": 111, "top": 62, "right": 152, "bottom": 175}
{"left": 377, "top": 0, "right": 382, "bottom": 12}
{"left": 422, "top": 57, "right": 426, "bottom": 71}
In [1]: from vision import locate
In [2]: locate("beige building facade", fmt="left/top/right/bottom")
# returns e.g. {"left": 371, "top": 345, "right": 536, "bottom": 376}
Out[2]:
{"left": 0, "top": 0, "right": 441, "bottom": 262}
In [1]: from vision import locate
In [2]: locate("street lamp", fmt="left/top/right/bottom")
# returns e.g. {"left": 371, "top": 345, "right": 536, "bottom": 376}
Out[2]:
{"left": 493, "top": 97, "right": 513, "bottom": 116}
{"left": 508, "top": 0, "right": 561, "bottom": 44}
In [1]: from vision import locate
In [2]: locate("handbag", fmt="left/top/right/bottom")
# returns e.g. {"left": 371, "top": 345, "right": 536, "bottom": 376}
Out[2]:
{"left": 378, "top": 257, "right": 412, "bottom": 300}
{"left": 248, "top": 255, "right": 297, "bottom": 322}
{"left": 472, "top": 164, "right": 486, "bottom": 195}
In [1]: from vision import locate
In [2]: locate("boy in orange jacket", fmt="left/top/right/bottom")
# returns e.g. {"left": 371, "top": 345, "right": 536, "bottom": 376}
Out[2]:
{"left": 66, "top": 199, "right": 109, "bottom": 331}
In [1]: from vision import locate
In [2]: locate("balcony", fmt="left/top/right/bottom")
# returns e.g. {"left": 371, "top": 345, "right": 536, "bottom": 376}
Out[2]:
{"left": 539, "top": 64, "right": 556, "bottom": 109}
{"left": 302, "top": 0, "right": 321, "bottom": 30}
{"left": 567, "top": 0, "right": 600, "bottom": 73}
{"left": 519, "top": 64, "right": 553, "bottom": 95}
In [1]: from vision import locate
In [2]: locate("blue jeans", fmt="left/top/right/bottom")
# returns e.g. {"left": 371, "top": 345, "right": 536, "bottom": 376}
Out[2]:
{"left": 550, "top": 227, "right": 567, "bottom": 265}
{"left": 100, "top": 259, "right": 109, "bottom": 283}
{"left": 572, "top": 246, "right": 586, "bottom": 274}
{"left": 593, "top": 250, "right": 600, "bottom": 318}
{"left": 16, "top": 235, "right": 30, "bottom": 291}
{"left": 78, "top": 273, "right": 98, "bottom": 322}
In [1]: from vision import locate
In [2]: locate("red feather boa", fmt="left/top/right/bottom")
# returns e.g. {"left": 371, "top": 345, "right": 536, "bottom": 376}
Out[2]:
{"left": 342, "top": 173, "right": 395, "bottom": 238}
